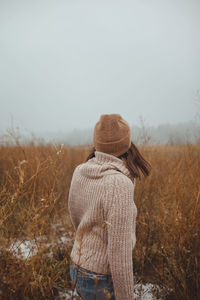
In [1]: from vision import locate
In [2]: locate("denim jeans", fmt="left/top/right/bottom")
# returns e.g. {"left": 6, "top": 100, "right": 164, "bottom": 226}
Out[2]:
{"left": 69, "top": 259, "right": 115, "bottom": 300}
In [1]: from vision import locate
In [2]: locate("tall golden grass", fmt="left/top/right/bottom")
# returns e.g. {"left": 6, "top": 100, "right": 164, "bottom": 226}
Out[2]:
{"left": 0, "top": 142, "right": 199, "bottom": 299}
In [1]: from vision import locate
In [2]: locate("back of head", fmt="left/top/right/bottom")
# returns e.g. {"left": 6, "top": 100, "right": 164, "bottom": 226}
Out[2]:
{"left": 93, "top": 114, "right": 131, "bottom": 157}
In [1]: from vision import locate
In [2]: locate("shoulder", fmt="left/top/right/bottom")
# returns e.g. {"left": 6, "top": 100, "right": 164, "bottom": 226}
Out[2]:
{"left": 73, "top": 163, "right": 83, "bottom": 173}
{"left": 73, "top": 161, "right": 86, "bottom": 173}
{"left": 103, "top": 172, "right": 135, "bottom": 193}
{"left": 70, "top": 163, "right": 84, "bottom": 180}
{"left": 102, "top": 173, "right": 136, "bottom": 214}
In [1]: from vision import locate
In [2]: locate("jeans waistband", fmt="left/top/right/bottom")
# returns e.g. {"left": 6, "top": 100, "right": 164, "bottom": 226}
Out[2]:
{"left": 70, "top": 259, "right": 112, "bottom": 278}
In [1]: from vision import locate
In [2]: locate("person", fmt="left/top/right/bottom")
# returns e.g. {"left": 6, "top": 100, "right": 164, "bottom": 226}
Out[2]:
{"left": 68, "top": 114, "right": 151, "bottom": 300}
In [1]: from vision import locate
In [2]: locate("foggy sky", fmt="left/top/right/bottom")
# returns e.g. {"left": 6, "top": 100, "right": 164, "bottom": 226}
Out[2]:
{"left": 0, "top": 0, "right": 200, "bottom": 134}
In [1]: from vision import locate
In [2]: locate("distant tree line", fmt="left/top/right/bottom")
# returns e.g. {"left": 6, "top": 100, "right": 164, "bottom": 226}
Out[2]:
{"left": 1, "top": 121, "right": 200, "bottom": 146}
{"left": 37, "top": 121, "right": 200, "bottom": 146}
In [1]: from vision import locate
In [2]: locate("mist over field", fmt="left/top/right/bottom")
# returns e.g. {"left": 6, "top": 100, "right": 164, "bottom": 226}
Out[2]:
{"left": 0, "top": 0, "right": 200, "bottom": 136}
{"left": 1, "top": 120, "right": 200, "bottom": 146}
{"left": 30, "top": 121, "right": 200, "bottom": 145}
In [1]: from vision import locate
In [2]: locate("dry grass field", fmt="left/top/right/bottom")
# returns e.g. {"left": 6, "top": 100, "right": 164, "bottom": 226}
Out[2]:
{"left": 0, "top": 141, "right": 199, "bottom": 300}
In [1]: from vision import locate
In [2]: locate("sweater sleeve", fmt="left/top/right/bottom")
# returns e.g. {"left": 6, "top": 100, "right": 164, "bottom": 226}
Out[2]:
{"left": 68, "top": 165, "right": 82, "bottom": 230}
{"left": 104, "top": 174, "right": 137, "bottom": 300}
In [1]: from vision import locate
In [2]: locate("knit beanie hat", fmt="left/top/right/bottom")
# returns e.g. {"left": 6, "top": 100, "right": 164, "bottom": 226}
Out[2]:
{"left": 93, "top": 114, "right": 131, "bottom": 157}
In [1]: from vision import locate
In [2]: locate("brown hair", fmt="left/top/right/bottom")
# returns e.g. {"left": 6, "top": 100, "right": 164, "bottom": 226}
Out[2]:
{"left": 85, "top": 141, "right": 151, "bottom": 180}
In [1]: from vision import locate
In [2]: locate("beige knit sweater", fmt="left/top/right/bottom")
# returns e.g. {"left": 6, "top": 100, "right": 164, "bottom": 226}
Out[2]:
{"left": 68, "top": 151, "right": 137, "bottom": 300}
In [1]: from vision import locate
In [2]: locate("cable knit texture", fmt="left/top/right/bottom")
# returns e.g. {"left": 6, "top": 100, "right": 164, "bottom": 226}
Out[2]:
{"left": 68, "top": 151, "right": 137, "bottom": 300}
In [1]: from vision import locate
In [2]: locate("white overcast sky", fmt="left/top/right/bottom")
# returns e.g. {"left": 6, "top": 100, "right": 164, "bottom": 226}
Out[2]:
{"left": 0, "top": 0, "right": 200, "bottom": 134}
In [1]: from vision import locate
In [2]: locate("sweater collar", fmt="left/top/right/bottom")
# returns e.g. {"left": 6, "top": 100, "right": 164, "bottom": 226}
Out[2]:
{"left": 94, "top": 151, "right": 131, "bottom": 178}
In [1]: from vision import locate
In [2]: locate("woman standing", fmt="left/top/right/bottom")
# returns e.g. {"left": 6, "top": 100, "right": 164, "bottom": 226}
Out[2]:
{"left": 68, "top": 114, "right": 151, "bottom": 300}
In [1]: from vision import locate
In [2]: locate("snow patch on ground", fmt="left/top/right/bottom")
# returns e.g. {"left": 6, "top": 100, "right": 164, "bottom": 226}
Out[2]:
{"left": 134, "top": 282, "right": 163, "bottom": 299}
{"left": 8, "top": 233, "right": 73, "bottom": 259}
{"left": 57, "top": 283, "right": 163, "bottom": 300}
{"left": 2, "top": 223, "right": 166, "bottom": 299}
